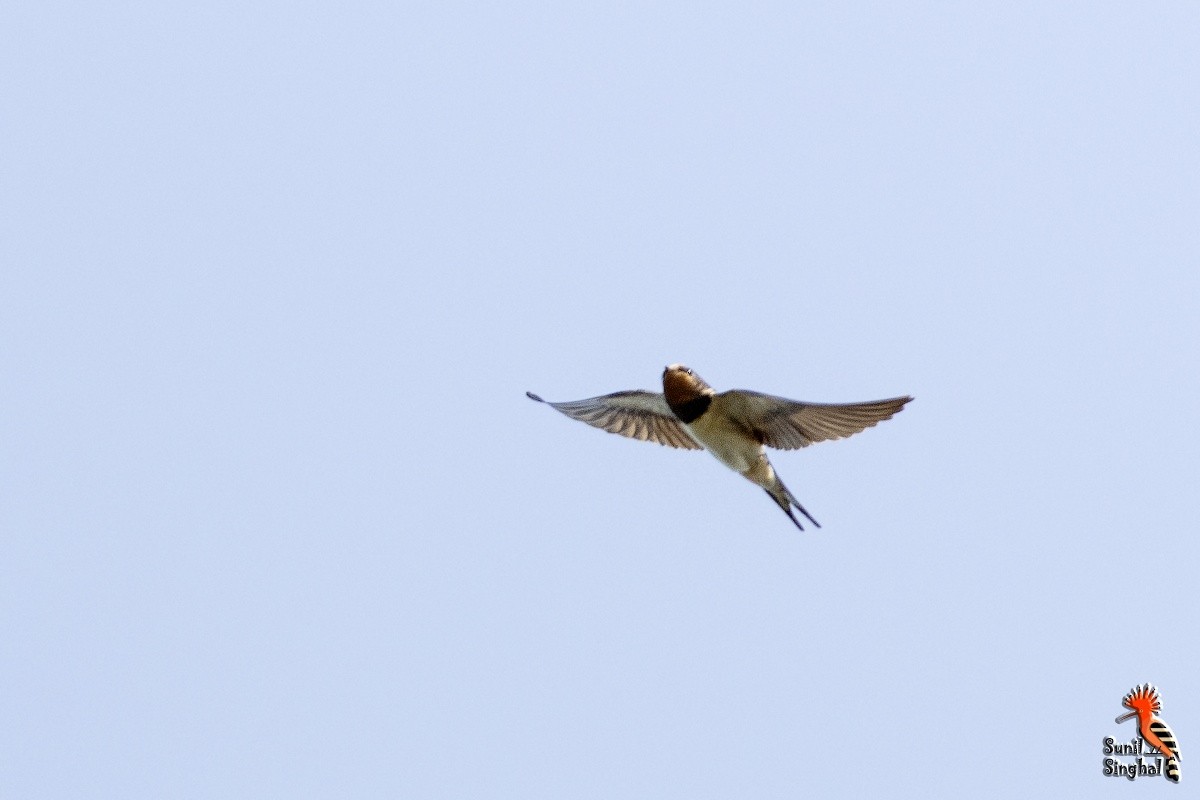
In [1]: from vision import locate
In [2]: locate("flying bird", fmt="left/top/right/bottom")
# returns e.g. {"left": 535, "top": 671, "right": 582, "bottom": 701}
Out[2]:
{"left": 527, "top": 364, "right": 911, "bottom": 531}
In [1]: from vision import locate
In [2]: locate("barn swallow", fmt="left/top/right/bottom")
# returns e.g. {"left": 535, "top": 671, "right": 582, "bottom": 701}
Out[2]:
{"left": 527, "top": 365, "right": 911, "bottom": 531}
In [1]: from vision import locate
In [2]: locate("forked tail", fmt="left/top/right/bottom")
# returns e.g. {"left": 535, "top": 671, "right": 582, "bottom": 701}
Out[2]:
{"left": 764, "top": 475, "right": 821, "bottom": 531}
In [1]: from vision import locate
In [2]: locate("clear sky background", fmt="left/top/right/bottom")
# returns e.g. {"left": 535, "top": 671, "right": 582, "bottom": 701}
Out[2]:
{"left": 3, "top": 2, "right": 1198, "bottom": 797}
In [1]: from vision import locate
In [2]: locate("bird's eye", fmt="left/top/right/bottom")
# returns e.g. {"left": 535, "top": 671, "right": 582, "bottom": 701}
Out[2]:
{"left": 684, "top": 368, "right": 693, "bottom": 375}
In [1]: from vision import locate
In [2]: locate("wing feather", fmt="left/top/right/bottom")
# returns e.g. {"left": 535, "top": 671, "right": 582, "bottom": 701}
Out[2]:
{"left": 716, "top": 390, "right": 912, "bottom": 450}
{"left": 526, "top": 390, "right": 703, "bottom": 450}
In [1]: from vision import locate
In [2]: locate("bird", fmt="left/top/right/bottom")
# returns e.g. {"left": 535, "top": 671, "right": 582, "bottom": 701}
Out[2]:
{"left": 526, "top": 364, "right": 911, "bottom": 531}
{"left": 1116, "top": 684, "right": 1181, "bottom": 783}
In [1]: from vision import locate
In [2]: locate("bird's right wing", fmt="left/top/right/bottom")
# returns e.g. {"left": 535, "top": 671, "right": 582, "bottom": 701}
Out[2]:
{"left": 716, "top": 391, "right": 912, "bottom": 450}
{"left": 526, "top": 390, "right": 702, "bottom": 450}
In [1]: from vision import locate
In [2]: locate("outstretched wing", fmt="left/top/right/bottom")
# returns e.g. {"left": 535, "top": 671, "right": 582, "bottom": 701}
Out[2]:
{"left": 715, "top": 391, "right": 912, "bottom": 450}
{"left": 526, "top": 390, "right": 702, "bottom": 450}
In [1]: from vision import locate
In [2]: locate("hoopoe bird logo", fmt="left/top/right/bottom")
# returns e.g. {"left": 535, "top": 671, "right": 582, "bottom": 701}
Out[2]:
{"left": 1116, "top": 684, "right": 1181, "bottom": 783}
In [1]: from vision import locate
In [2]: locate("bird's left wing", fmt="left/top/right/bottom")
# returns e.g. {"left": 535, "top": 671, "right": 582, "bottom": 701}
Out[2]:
{"left": 526, "top": 390, "right": 702, "bottom": 450}
{"left": 715, "top": 391, "right": 912, "bottom": 450}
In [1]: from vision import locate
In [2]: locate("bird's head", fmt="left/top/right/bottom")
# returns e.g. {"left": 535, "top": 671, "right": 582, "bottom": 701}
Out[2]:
{"left": 1116, "top": 683, "right": 1162, "bottom": 723}
{"left": 662, "top": 364, "right": 713, "bottom": 408}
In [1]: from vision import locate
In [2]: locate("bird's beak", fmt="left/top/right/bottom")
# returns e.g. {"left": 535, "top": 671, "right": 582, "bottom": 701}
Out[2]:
{"left": 1115, "top": 711, "right": 1137, "bottom": 723}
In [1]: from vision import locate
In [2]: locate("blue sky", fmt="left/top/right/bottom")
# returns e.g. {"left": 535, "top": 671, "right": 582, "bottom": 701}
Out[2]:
{"left": 3, "top": 2, "right": 1198, "bottom": 797}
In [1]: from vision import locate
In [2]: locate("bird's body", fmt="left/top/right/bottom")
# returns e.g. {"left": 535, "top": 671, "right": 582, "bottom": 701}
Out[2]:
{"left": 684, "top": 399, "right": 761, "bottom": 473}
{"left": 527, "top": 364, "right": 911, "bottom": 531}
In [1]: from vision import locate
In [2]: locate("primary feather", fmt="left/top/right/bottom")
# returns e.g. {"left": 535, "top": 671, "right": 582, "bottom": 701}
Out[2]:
{"left": 715, "top": 391, "right": 912, "bottom": 449}
{"left": 525, "top": 390, "right": 702, "bottom": 450}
